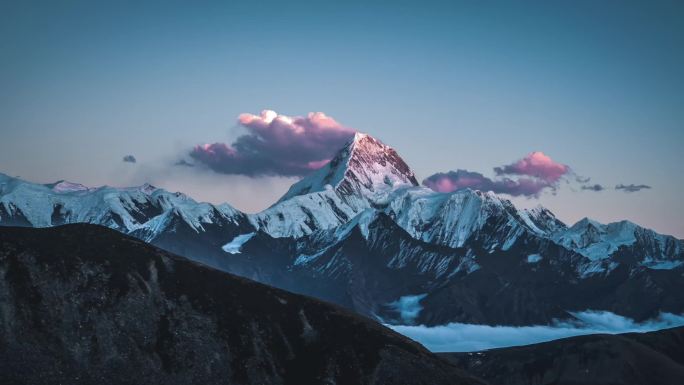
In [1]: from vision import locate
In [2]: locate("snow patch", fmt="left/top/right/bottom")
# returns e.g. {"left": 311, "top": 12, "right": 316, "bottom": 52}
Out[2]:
{"left": 222, "top": 233, "right": 256, "bottom": 254}
{"left": 526, "top": 254, "right": 542, "bottom": 263}
{"left": 294, "top": 249, "right": 327, "bottom": 266}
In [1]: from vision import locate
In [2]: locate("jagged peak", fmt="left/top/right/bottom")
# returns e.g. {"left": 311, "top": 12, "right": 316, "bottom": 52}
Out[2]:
{"left": 276, "top": 132, "right": 418, "bottom": 203}
{"left": 352, "top": 131, "right": 369, "bottom": 142}
{"left": 572, "top": 217, "right": 604, "bottom": 230}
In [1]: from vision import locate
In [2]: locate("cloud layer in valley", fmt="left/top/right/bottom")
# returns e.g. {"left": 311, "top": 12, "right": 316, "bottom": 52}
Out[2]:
{"left": 389, "top": 311, "right": 684, "bottom": 352}
{"left": 423, "top": 152, "right": 570, "bottom": 197}
{"left": 190, "top": 110, "right": 356, "bottom": 177}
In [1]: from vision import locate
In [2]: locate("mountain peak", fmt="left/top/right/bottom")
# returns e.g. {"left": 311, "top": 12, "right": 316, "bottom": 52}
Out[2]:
{"left": 47, "top": 180, "right": 90, "bottom": 193}
{"left": 352, "top": 131, "right": 369, "bottom": 142}
{"left": 277, "top": 132, "right": 418, "bottom": 203}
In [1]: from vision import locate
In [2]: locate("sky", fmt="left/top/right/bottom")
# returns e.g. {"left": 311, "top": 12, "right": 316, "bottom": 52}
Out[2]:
{"left": 0, "top": 0, "right": 682, "bottom": 237}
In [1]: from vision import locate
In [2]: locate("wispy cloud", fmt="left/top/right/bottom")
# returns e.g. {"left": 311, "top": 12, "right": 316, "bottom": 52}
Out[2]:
{"left": 581, "top": 184, "right": 605, "bottom": 192}
{"left": 190, "top": 109, "right": 355, "bottom": 177}
{"left": 174, "top": 159, "right": 194, "bottom": 167}
{"left": 389, "top": 311, "right": 684, "bottom": 352}
{"left": 616, "top": 183, "right": 651, "bottom": 193}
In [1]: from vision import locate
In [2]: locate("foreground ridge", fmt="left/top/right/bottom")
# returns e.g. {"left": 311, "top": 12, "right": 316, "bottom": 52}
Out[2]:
{"left": 0, "top": 224, "right": 482, "bottom": 385}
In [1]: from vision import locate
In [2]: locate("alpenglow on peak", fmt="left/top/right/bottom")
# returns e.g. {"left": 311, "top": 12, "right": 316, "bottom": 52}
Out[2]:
{"left": 277, "top": 132, "right": 419, "bottom": 203}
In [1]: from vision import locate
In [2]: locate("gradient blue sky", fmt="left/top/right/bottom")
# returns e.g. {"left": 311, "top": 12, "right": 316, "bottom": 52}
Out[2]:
{"left": 1, "top": 0, "right": 682, "bottom": 236}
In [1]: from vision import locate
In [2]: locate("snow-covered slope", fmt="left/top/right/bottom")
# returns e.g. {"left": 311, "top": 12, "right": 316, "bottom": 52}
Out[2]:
{"left": 551, "top": 217, "right": 683, "bottom": 269}
{"left": 0, "top": 172, "right": 248, "bottom": 241}
{"left": 384, "top": 187, "right": 561, "bottom": 251}
{"left": 278, "top": 132, "right": 418, "bottom": 203}
{"left": 255, "top": 132, "right": 572, "bottom": 256}
{"left": 252, "top": 132, "right": 419, "bottom": 237}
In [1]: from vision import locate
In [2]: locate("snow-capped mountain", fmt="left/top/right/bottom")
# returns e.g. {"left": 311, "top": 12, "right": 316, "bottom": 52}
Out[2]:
{"left": 251, "top": 132, "right": 419, "bottom": 237}
{"left": 385, "top": 188, "right": 558, "bottom": 251}
{"left": 551, "top": 217, "right": 683, "bottom": 270}
{"left": 279, "top": 132, "right": 418, "bottom": 202}
{"left": 0, "top": 172, "right": 253, "bottom": 267}
{"left": 1, "top": 132, "right": 683, "bottom": 326}
{"left": 0, "top": 173, "right": 245, "bottom": 233}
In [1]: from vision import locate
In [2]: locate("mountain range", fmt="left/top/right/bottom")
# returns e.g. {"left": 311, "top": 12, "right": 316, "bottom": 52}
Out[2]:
{"left": 2, "top": 223, "right": 682, "bottom": 385}
{"left": 1, "top": 132, "right": 683, "bottom": 326}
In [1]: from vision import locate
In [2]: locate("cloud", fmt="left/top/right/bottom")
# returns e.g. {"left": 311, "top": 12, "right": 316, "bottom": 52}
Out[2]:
{"left": 122, "top": 155, "right": 136, "bottom": 163}
{"left": 190, "top": 109, "right": 356, "bottom": 177}
{"left": 581, "top": 184, "right": 605, "bottom": 192}
{"left": 174, "top": 159, "right": 194, "bottom": 167}
{"left": 389, "top": 311, "right": 684, "bottom": 352}
{"left": 616, "top": 183, "right": 651, "bottom": 193}
{"left": 494, "top": 152, "right": 569, "bottom": 183}
{"left": 423, "top": 152, "right": 572, "bottom": 197}
{"left": 422, "top": 170, "right": 553, "bottom": 197}
{"left": 388, "top": 294, "right": 428, "bottom": 324}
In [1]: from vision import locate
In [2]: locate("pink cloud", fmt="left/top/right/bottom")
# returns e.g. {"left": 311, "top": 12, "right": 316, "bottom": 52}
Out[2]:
{"left": 423, "top": 170, "right": 552, "bottom": 197}
{"left": 494, "top": 151, "right": 569, "bottom": 183}
{"left": 191, "top": 110, "right": 356, "bottom": 177}
{"left": 423, "top": 152, "right": 571, "bottom": 197}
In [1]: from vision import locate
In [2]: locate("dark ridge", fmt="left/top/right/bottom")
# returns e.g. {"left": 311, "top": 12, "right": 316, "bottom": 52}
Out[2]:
{"left": 440, "top": 326, "right": 684, "bottom": 385}
{"left": 0, "top": 224, "right": 483, "bottom": 385}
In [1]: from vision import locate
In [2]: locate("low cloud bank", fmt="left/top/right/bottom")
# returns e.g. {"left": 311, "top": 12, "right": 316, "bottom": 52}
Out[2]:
{"left": 422, "top": 152, "right": 571, "bottom": 198}
{"left": 389, "top": 311, "right": 684, "bottom": 352}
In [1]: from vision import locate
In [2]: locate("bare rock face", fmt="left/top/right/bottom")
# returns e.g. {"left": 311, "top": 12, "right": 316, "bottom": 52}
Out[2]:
{"left": 0, "top": 224, "right": 483, "bottom": 385}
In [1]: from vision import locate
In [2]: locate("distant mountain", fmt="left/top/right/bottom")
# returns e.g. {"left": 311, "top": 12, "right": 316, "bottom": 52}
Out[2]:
{"left": 551, "top": 217, "right": 683, "bottom": 273}
{"left": 231, "top": 209, "right": 684, "bottom": 326}
{"left": 441, "top": 326, "right": 684, "bottom": 385}
{"left": 0, "top": 172, "right": 254, "bottom": 268}
{"left": 0, "top": 224, "right": 483, "bottom": 385}
{"left": 1, "top": 133, "right": 683, "bottom": 327}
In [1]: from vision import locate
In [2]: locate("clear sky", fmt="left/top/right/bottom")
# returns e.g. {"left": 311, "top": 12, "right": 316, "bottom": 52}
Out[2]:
{"left": 1, "top": 0, "right": 682, "bottom": 237}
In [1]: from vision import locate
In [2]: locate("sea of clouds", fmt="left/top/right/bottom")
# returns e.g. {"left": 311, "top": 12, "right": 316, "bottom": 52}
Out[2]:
{"left": 389, "top": 311, "right": 684, "bottom": 352}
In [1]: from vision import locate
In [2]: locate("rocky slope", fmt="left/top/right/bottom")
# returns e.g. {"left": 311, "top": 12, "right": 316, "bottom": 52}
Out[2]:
{"left": 231, "top": 210, "right": 684, "bottom": 326}
{"left": 0, "top": 224, "right": 483, "bottom": 385}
